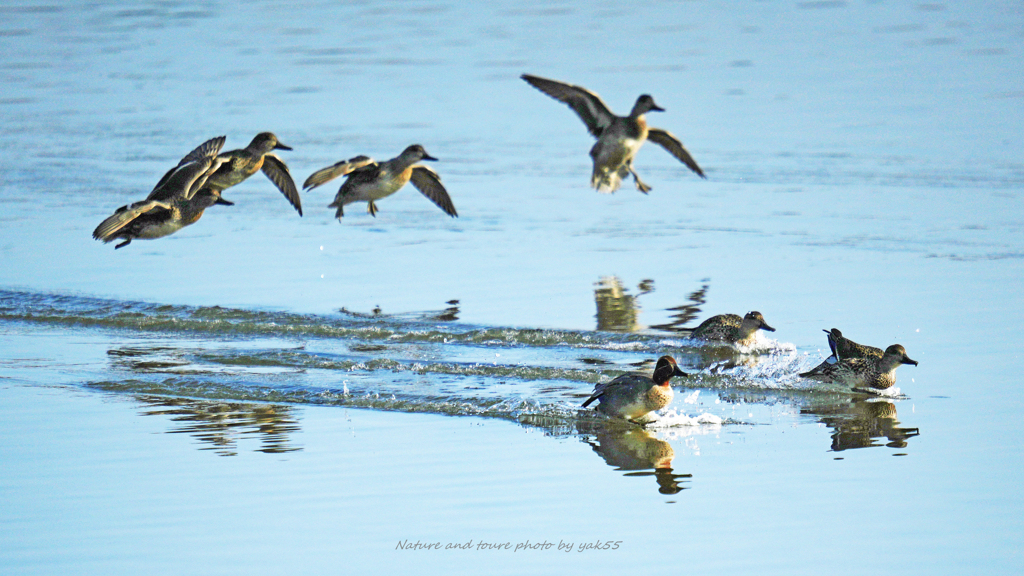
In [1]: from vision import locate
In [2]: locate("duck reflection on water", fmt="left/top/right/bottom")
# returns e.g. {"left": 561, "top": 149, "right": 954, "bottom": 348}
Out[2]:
{"left": 647, "top": 280, "right": 709, "bottom": 332}
{"left": 135, "top": 395, "right": 302, "bottom": 456}
{"left": 722, "top": 389, "right": 920, "bottom": 452}
{"left": 593, "top": 276, "right": 650, "bottom": 332}
{"left": 578, "top": 420, "right": 692, "bottom": 495}
{"left": 802, "top": 396, "right": 920, "bottom": 452}
{"left": 593, "top": 276, "right": 707, "bottom": 333}
{"left": 339, "top": 299, "right": 460, "bottom": 322}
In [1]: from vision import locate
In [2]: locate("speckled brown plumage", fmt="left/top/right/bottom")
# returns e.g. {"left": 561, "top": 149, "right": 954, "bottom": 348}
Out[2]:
{"left": 690, "top": 311, "right": 775, "bottom": 346}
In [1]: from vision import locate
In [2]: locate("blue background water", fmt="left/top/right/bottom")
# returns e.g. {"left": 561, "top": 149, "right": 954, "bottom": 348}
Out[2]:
{"left": 1, "top": 1, "right": 1022, "bottom": 574}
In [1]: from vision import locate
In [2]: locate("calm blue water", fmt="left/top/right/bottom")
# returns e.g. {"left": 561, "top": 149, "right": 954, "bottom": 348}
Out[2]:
{"left": 1, "top": 1, "right": 1022, "bottom": 574}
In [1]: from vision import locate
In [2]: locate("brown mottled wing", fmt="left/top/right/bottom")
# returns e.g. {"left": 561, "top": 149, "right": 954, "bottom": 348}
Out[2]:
{"left": 262, "top": 153, "right": 302, "bottom": 216}
{"left": 409, "top": 165, "right": 457, "bottom": 217}
{"left": 521, "top": 74, "right": 616, "bottom": 138}
{"left": 147, "top": 156, "right": 221, "bottom": 203}
{"left": 646, "top": 128, "right": 706, "bottom": 179}
{"left": 178, "top": 135, "right": 227, "bottom": 166}
{"left": 302, "top": 156, "right": 375, "bottom": 190}
{"left": 148, "top": 136, "right": 227, "bottom": 199}
{"left": 838, "top": 336, "right": 884, "bottom": 360}
{"left": 182, "top": 157, "right": 227, "bottom": 201}
{"left": 798, "top": 362, "right": 830, "bottom": 379}
{"left": 92, "top": 200, "right": 172, "bottom": 242}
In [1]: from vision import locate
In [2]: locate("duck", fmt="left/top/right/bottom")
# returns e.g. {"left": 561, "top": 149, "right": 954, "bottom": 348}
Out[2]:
{"left": 521, "top": 74, "right": 705, "bottom": 193}
{"left": 800, "top": 344, "right": 919, "bottom": 392}
{"left": 806, "top": 328, "right": 884, "bottom": 373}
{"left": 690, "top": 311, "right": 775, "bottom": 346}
{"left": 582, "top": 356, "right": 688, "bottom": 422}
{"left": 203, "top": 132, "right": 301, "bottom": 215}
{"left": 93, "top": 136, "right": 229, "bottom": 249}
{"left": 302, "top": 144, "right": 457, "bottom": 220}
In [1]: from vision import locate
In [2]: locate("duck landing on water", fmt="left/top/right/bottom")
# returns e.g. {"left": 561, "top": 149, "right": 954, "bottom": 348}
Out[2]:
{"left": 521, "top": 74, "right": 705, "bottom": 194}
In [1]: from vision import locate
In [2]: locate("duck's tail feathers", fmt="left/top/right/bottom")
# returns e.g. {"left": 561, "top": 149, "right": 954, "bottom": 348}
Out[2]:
{"left": 591, "top": 173, "right": 622, "bottom": 194}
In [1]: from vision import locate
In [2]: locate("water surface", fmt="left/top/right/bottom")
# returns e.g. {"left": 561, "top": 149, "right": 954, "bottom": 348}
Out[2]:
{"left": 1, "top": 1, "right": 1022, "bottom": 574}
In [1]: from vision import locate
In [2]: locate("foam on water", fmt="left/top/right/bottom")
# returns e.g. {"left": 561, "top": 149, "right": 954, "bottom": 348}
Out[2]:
{"left": 647, "top": 408, "right": 724, "bottom": 429}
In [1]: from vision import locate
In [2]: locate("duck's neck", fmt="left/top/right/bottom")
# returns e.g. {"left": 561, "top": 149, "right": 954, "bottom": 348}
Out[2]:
{"left": 391, "top": 151, "right": 421, "bottom": 170}
{"left": 737, "top": 319, "right": 759, "bottom": 340}
{"left": 877, "top": 354, "right": 904, "bottom": 374}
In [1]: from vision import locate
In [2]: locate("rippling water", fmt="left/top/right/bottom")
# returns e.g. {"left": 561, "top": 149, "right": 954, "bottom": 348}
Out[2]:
{"left": 1, "top": 288, "right": 827, "bottom": 424}
{"left": 1, "top": 0, "right": 1022, "bottom": 574}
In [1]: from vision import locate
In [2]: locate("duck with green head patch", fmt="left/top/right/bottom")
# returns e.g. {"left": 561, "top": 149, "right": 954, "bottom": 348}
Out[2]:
{"left": 582, "top": 356, "right": 688, "bottom": 423}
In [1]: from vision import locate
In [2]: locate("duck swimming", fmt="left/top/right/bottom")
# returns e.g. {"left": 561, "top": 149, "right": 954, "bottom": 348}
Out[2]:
{"left": 690, "top": 311, "right": 775, "bottom": 346}
{"left": 800, "top": 344, "right": 918, "bottom": 392}
{"left": 582, "top": 356, "right": 688, "bottom": 422}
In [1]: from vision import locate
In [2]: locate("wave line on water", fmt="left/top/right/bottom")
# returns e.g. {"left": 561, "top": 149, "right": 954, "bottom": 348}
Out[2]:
{"left": 3, "top": 289, "right": 897, "bottom": 429}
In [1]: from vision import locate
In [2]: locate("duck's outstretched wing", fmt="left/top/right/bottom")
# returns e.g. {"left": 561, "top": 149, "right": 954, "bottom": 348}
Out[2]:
{"left": 179, "top": 135, "right": 227, "bottom": 166}
{"left": 302, "top": 156, "right": 375, "bottom": 190}
{"left": 148, "top": 136, "right": 227, "bottom": 200}
{"left": 92, "top": 200, "right": 172, "bottom": 242}
{"left": 521, "top": 74, "right": 616, "bottom": 138}
{"left": 646, "top": 128, "right": 706, "bottom": 179}
{"left": 262, "top": 153, "right": 302, "bottom": 216}
{"left": 410, "top": 165, "right": 457, "bottom": 217}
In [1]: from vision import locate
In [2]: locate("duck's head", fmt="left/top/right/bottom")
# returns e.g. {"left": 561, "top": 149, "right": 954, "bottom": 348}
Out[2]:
{"left": 402, "top": 144, "right": 437, "bottom": 162}
{"left": 632, "top": 94, "right": 665, "bottom": 116}
{"left": 250, "top": 132, "right": 292, "bottom": 153}
{"left": 884, "top": 344, "right": 918, "bottom": 366}
{"left": 193, "top": 188, "right": 229, "bottom": 209}
{"left": 652, "top": 355, "right": 687, "bottom": 385}
{"left": 744, "top": 311, "right": 775, "bottom": 332}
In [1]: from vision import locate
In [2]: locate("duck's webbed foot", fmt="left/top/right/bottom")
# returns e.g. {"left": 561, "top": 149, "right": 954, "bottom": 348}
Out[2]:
{"left": 629, "top": 167, "right": 652, "bottom": 194}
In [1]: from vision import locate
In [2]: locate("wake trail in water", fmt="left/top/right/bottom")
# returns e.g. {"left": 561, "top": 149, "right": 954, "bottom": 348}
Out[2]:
{"left": 1, "top": 289, "right": 883, "bottom": 428}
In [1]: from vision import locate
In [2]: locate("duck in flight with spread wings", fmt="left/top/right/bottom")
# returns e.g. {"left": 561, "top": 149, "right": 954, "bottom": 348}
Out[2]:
{"left": 302, "top": 144, "right": 457, "bottom": 220}
{"left": 92, "top": 136, "right": 230, "bottom": 249}
{"left": 522, "top": 74, "right": 705, "bottom": 194}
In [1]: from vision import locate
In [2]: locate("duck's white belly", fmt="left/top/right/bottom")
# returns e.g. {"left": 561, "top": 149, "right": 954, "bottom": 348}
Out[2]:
{"left": 136, "top": 218, "right": 186, "bottom": 240}
{"left": 591, "top": 136, "right": 644, "bottom": 171}
{"left": 343, "top": 172, "right": 409, "bottom": 204}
